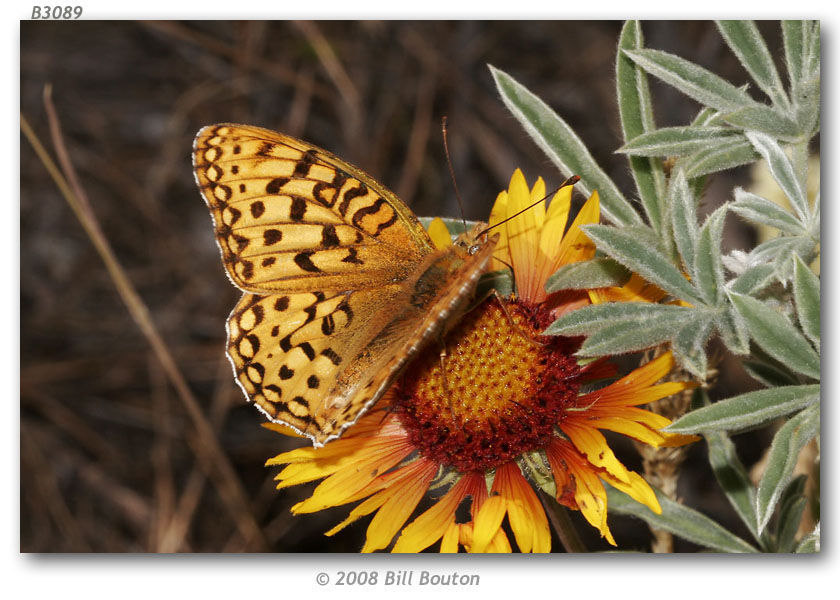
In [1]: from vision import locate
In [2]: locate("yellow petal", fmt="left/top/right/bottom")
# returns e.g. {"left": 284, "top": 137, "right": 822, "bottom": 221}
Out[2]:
{"left": 602, "top": 470, "right": 662, "bottom": 516}
{"left": 538, "top": 185, "right": 572, "bottom": 259}
{"left": 546, "top": 439, "right": 615, "bottom": 546}
{"left": 488, "top": 190, "right": 512, "bottom": 271}
{"left": 471, "top": 493, "right": 506, "bottom": 553}
{"left": 427, "top": 217, "right": 453, "bottom": 250}
{"left": 496, "top": 462, "right": 551, "bottom": 553}
{"left": 362, "top": 459, "right": 438, "bottom": 552}
{"left": 552, "top": 190, "right": 600, "bottom": 272}
{"left": 262, "top": 422, "right": 305, "bottom": 438}
{"left": 506, "top": 169, "right": 542, "bottom": 300}
{"left": 392, "top": 474, "right": 471, "bottom": 553}
{"left": 528, "top": 176, "right": 547, "bottom": 229}
{"left": 291, "top": 442, "right": 413, "bottom": 512}
{"left": 560, "top": 420, "right": 631, "bottom": 484}
{"left": 440, "top": 522, "right": 461, "bottom": 553}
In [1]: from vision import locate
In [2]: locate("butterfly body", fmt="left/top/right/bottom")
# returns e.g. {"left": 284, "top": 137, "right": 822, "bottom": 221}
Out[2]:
{"left": 194, "top": 124, "right": 497, "bottom": 446}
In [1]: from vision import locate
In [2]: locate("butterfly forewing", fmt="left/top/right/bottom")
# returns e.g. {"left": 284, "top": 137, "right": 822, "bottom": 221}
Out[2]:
{"left": 195, "top": 124, "right": 497, "bottom": 446}
{"left": 193, "top": 124, "right": 435, "bottom": 294}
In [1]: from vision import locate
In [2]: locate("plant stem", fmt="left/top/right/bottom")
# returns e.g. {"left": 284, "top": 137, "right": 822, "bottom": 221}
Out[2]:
{"left": 540, "top": 491, "right": 587, "bottom": 552}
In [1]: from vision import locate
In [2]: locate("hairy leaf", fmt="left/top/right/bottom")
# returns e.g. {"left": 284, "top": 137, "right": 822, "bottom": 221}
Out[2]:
{"left": 746, "top": 131, "right": 809, "bottom": 223}
{"left": 669, "top": 170, "right": 698, "bottom": 273}
{"left": 722, "top": 105, "right": 800, "bottom": 140}
{"left": 693, "top": 206, "right": 727, "bottom": 306}
{"left": 729, "top": 291, "right": 820, "bottom": 379}
{"left": 606, "top": 484, "right": 759, "bottom": 552}
{"left": 544, "top": 302, "right": 692, "bottom": 336}
{"left": 490, "top": 65, "right": 640, "bottom": 226}
{"left": 756, "top": 405, "right": 820, "bottom": 534}
{"left": 544, "top": 258, "right": 630, "bottom": 292}
{"left": 583, "top": 224, "right": 704, "bottom": 304}
{"left": 666, "top": 384, "right": 819, "bottom": 434}
{"left": 618, "top": 126, "right": 740, "bottom": 157}
{"left": 730, "top": 188, "right": 807, "bottom": 235}
{"left": 680, "top": 136, "right": 758, "bottom": 179}
{"left": 717, "top": 20, "right": 790, "bottom": 109}
{"left": 617, "top": 20, "right": 667, "bottom": 233}
{"left": 623, "top": 48, "right": 755, "bottom": 112}
{"left": 792, "top": 255, "right": 820, "bottom": 349}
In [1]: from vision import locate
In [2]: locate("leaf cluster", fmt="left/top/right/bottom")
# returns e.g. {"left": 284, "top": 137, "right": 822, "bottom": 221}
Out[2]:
{"left": 492, "top": 20, "right": 820, "bottom": 552}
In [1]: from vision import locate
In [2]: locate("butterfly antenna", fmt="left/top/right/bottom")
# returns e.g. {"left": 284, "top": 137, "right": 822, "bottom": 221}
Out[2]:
{"left": 478, "top": 175, "right": 580, "bottom": 237}
{"left": 441, "top": 117, "right": 468, "bottom": 232}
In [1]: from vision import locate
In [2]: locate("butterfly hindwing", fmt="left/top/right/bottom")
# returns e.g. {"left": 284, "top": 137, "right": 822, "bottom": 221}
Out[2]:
{"left": 226, "top": 234, "right": 497, "bottom": 445}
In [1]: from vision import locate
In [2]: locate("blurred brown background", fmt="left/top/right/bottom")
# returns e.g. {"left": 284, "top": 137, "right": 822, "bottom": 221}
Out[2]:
{"left": 21, "top": 20, "right": 777, "bottom": 552}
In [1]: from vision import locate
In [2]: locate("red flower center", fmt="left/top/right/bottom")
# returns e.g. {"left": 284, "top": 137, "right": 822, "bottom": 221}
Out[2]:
{"left": 395, "top": 297, "right": 581, "bottom": 473}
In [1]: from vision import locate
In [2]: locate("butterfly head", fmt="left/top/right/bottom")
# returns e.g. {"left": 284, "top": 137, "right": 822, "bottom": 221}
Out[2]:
{"left": 454, "top": 223, "right": 498, "bottom": 256}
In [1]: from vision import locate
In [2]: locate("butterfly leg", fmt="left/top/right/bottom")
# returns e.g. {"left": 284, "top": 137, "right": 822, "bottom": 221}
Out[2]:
{"left": 436, "top": 336, "right": 462, "bottom": 431}
{"left": 464, "top": 288, "right": 546, "bottom": 347}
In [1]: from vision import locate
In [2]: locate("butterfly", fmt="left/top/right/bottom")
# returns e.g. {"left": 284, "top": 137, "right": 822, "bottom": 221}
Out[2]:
{"left": 193, "top": 124, "right": 499, "bottom": 446}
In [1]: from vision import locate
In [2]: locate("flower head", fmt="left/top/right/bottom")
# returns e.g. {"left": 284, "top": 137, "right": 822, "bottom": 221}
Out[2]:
{"left": 267, "top": 169, "right": 697, "bottom": 552}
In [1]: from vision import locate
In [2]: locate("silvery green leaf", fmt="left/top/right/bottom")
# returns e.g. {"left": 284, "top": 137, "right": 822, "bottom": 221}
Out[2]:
{"left": 792, "top": 255, "right": 820, "bottom": 349}
{"left": 750, "top": 236, "right": 816, "bottom": 280}
{"left": 693, "top": 206, "right": 727, "bottom": 306}
{"left": 803, "top": 21, "right": 820, "bottom": 80}
{"left": 705, "top": 425, "right": 761, "bottom": 541}
{"left": 795, "top": 523, "right": 820, "bottom": 553}
{"left": 606, "top": 484, "right": 759, "bottom": 553}
{"left": 717, "top": 303, "right": 751, "bottom": 355}
{"left": 716, "top": 21, "right": 790, "bottom": 110}
{"left": 582, "top": 224, "right": 704, "bottom": 304}
{"left": 692, "top": 106, "right": 725, "bottom": 126}
{"left": 577, "top": 318, "right": 685, "bottom": 357}
{"left": 728, "top": 291, "right": 820, "bottom": 379}
{"left": 544, "top": 301, "right": 692, "bottom": 336}
{"left": 669, "top": 170, "right": 698, "bottom": 273}
{"left": 544, "top": 258, "right": 630, "bottom": 293}
{"left": 617, "top": 20, "right": 667, "bottom": 234}
{"left": 730, "top": 188, "right": 807, "bottom": 235}
{"left": 742, "top": 358, "right": 800, "bottom": 387}
{"left": 623, "top": 48, "right": 755, "bottom": 112}
{"left": 809, "top": 190, "right": 820, "bottom": 236}
{"left": 618, "top": 126, "right": 740, "bottom": 157}
{"left": 671, "top": 313, "right": 714, "bottom": 379}
{"left": 490, "top": 65, "right": 640, "bottom": 226}
{"left": 792, "top": 74, "right": 820, "bottom": 136}
{"left": 782, "top": 20, "right": 806, "bottom": 91}
{"left": 476, "top": 269, "right": 513, "bottom": 299}
{"left": 665, "top": 384, "right": 820, "bottom": 434}
{"left": 679, "top": 135, "right": 759, "bottom": 179}
{"left": 722, "top": 105, "right": 801, "bottom": 140}
{"left": 728, "top": 263, "right": 776, "bottom": 295}
{"left": 756, "top": 405, "right": 820, "bottom": 534}
{"left": 776, "top": 476, "right": 808, "bottom": 552}
{"left": 746, "top": 131, "right": 809, "bottom": 222}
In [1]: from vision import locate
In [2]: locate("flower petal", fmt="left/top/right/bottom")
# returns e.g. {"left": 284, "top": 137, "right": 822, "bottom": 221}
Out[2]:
{"left": 601, "top": 469, "right": 662, "bottom": 516}
{"left": 488, "top": 190, "right": 512, "bottom": 271}
{"left": 427, "top": 217, "right": 453, "bottom": 250}
{"left": 546, "top": 438, "right": 616, "bottom": 546}
{"left": 392, "top": 473, "right": 479, "bottom": 553}
{"left": 506, "top": 169, "right": 543, "bottom": 301}
{"left": 361, "top": 458, "right": 439, "bottom": 552}
{"left": 471, "top": 493, "right": 506, "bottom": 553}
{"left": 560, "top": 420, "right": 632, "bottom": 484}
{"left": 494, "top": 462, "right": 551, "bottom": 553}
{"left": 552, "top": 190, "right": 600, "bottom": 272}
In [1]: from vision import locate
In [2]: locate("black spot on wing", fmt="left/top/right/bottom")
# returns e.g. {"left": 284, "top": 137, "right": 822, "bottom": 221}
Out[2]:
{"left": 294, "top": 251, "right": 321, "bottom": 273}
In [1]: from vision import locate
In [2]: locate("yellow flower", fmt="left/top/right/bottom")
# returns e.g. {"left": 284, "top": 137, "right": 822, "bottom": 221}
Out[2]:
{"left": 266, "top": 169, "right": 697, "bottom": 552}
